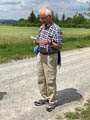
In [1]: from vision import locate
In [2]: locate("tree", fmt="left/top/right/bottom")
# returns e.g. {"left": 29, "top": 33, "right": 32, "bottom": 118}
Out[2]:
{"left": 19, "top": 18, "right": 25, "bottom": 22}
{"left": 61, "top": 13, "right": 65, "bottom": 23}
{"left": 84, "top": 1, "right": 90, "bottom": 19}
{"left": 36, "top": 14, "right": 40, "bottom": 23}
{"left": 55, "top": 13, "right": 59, "bottom": 23}
{"left": 51, "top": 10, "right": 56, "bottom": 22}
{"left": 28, "top": 11, "right": 36, "bottom": 23}
{"left": 73, "top": 12, "right": 86, "bottom": 24}
{"left": 51, "top": 11, "right": 60, "bottom": 23}
{"left": 66, "top": 17, "right": 73, "bottom": 24}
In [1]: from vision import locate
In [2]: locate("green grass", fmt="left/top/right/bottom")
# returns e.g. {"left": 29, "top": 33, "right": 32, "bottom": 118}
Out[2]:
{"left": 62, "top": 28, "right": 90, "bottom": 51}
{"left": 65, "top": 112, "right": 80, "bottom": 120}
{"left": 0, "top": 26, "right": 38, "bottom": 63}
{"left": 64, "top": 100, "right": 90, "bottom": 120}
{"left": 0, "top": 26, "right": 90, "bottom": 63}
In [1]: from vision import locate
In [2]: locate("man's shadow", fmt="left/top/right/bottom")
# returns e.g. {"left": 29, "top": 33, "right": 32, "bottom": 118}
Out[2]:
{"left": 0, "top": 92, "right": 7, "bottom": 101}
{"left": 56, "top": 88, "right": 83, "bottom": 107}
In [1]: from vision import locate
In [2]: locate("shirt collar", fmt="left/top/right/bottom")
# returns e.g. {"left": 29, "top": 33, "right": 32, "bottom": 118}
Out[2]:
{"left": 45, "top": 22, "right": 53, "bottom": 29}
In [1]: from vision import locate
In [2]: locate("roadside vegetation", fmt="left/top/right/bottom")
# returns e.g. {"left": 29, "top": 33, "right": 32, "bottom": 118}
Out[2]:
{"left": 11, "top": 2, "right": 90, "bottom": 28}
{"left": 0, "top": 0, "right": 90, "bottom": 64}
{"left": 56, "top": 99, "right": 90, "bottom": 120}
{"left": 0, "top": 26, "right": 38, "bottom": 63}
{"left": 0, "top": 26, "right": 90, "bottom": 64}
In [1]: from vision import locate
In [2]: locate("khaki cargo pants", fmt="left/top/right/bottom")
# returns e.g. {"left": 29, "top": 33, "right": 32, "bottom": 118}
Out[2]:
{"left": 37, "top": 52, "right": 58, "bottom": 103}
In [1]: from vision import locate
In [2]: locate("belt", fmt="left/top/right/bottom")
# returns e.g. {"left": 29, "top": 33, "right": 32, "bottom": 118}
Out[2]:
{"left": 40, "top": 52, "right": 56, "bottom": 55}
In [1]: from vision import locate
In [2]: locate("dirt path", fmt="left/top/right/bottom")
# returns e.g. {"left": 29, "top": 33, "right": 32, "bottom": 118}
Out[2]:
{"left": 0, "top": 47, "right": 90, "bottom": 120}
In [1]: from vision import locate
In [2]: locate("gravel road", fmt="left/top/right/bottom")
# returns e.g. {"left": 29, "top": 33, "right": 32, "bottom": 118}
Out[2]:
{"left": 0, "top": 47, "right": 90, "bottom": 120}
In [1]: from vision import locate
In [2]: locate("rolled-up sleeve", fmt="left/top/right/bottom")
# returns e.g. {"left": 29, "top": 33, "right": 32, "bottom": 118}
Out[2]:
{"left": 53, "top": 29, "right": 63, "bottom": 48}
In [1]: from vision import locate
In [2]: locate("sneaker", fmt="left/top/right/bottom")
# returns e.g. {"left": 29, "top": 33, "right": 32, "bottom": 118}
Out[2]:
{"left": 46, "top": 103, "right": 56, "bottom": 112}
{"left": 34, "top": 99, "right": 49, "bottom": 106}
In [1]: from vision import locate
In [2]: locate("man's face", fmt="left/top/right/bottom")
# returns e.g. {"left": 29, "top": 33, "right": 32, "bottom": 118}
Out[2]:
{"left": 40, "top": 14, "right": 51, "bottom": 25}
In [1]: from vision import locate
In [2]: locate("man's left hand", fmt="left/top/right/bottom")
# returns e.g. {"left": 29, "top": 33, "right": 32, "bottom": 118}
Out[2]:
{"left": 41, "top": 39, "right": 50, "bottom": 45}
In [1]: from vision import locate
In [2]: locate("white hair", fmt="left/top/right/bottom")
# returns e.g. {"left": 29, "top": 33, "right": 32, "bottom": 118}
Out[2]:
{"left": 45, "top": 9, "right": 52, "bottom": 16}
{"left": 39, "top": 8, "right": 52, "bottom": 16}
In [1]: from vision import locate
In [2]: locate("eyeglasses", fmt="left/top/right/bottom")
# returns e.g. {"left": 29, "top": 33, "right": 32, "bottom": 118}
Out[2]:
{"left": 40, "top": 16, "right": 49, "bottom": 21}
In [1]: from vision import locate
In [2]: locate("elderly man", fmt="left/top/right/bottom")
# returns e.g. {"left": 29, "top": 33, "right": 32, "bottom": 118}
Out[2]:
{"left": 33, "top": 8, "right": 62, "bottom": 112}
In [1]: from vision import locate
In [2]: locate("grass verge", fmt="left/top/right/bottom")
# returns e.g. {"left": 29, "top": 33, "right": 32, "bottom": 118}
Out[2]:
{"left": 0, "top": 26, "right": 90, "bottom": 64}
{"left": 56, "top": 99, "right": 90, "bottom": 120}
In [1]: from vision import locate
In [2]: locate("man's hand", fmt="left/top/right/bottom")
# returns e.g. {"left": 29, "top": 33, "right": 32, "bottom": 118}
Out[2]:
{"left": 41, "top": 39, "right": 50, "bottom": 45}
{"left": 41, "top": 39, "right": 61, "bottom": 50}
{"left": 33, "top": 40, "right": 37, "bottom": 45}
{"left": 30, "top": 35, "right": 39, "bottom": 45}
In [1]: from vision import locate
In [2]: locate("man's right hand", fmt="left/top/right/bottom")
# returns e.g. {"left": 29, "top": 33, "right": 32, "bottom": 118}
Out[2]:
{"left": 33, "top": 40, "right": 39, "bottom": 45}
{"left": 30, "top": 35, "right": 39, "bottom": 45}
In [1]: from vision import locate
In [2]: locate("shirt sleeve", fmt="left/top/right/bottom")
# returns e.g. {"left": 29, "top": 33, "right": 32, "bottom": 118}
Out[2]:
{"left": 37, "top": 27, "right": 41, "bottom": 42}
{"left": 37, "top": 26, "right": 44, "bottom": 42}
{"left": 53, "top": 28, "right": 63, "bottom": 48}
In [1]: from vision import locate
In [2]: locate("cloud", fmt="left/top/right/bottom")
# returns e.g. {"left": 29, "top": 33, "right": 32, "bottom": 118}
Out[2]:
{"left": 0, "top": 6, "right": 8, "bottom": 11}
{"left": 36, "top": 1, "right": 51, "bottom": 10}
{"left": 0, "top": 1, "right": 26, "bottom": 11}
{"left": 77, "top": 0, "right": 90, "bottom": 3}
{"left": 0, "top": 1, "right": 21, "bottom": 5}
{"left": 0, "top": 0, "right": 89, "bottom": 20}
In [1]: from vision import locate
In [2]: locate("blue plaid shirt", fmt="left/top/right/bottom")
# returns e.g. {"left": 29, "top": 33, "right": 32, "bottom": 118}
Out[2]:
{"left": 37, "top": 22, "right": 62, "bottom": 54}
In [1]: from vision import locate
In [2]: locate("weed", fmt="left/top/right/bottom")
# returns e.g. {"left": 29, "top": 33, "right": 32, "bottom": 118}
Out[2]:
{"left": 65, "top": 112, "right": 80, "bottom": 120}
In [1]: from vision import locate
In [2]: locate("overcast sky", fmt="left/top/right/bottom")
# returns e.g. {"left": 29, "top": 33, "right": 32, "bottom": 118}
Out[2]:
{"left": 0, "top": 0, "right": 89, "bottom": 20}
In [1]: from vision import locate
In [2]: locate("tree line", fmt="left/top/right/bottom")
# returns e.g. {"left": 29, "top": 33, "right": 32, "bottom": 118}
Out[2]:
{"left": 15, "top": 2, "right": 90, "bottom": 28}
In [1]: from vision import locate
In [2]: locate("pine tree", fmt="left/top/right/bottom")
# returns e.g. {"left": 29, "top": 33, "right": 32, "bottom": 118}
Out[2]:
{"left": 28, "top": 11, "right": 36, "bottom": 23}
{"left": 61, "top": 13, "right": 65, "bottom": 23}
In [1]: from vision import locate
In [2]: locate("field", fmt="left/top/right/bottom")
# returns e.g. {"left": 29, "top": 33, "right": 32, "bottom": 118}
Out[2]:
{"left": 0, "top": 25, "right": 90, "bottom": 63}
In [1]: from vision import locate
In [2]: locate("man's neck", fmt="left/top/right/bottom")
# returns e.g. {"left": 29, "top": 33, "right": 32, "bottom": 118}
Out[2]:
{"left": 45, "top": 21, "right": 53, "bottom": 26}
